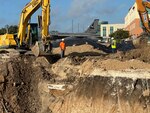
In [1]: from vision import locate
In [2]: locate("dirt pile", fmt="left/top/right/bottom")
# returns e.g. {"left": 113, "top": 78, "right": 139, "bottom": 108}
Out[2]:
{"left": 53, "top": 44, "right": 105, "bottom": 56}
{"left": 53, "top": 44, "right": 150, "bottom": 63}
{"left": 106, "top": 46, "right": 150, "bottom": 63}
{"left": 52, "top": 57, "right": 150, "bottom": 78}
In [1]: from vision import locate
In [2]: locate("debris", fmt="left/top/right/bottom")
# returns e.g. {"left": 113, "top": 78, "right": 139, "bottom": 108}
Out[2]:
{"left": 48, "top": 84, "right": 66, "bottom": 91}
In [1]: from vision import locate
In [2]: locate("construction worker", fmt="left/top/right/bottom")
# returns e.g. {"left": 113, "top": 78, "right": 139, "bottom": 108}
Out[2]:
{"left": 111, "top": 37, "right": 117, "bottom": 53}
{"left": 59, "top": 39, "right": 66, "bottom": 58}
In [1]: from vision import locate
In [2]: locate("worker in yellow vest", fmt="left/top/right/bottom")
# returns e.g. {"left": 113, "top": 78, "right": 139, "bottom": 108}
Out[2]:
{"left": 111, "top": 37, "right": 117, "bottom": 53}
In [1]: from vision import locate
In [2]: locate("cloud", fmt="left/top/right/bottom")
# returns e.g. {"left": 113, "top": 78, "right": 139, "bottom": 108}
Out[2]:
{"left": 50, "top": 0, "right": 130, "bottom": 32}
{"left": 68, "top": 0, "right": 105, "bottom": 18}
{"left": 50, "top": 0, "right": 108, "bottom": 32}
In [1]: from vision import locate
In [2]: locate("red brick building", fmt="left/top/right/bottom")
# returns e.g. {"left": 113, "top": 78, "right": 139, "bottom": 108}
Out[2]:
{"left": 125, "top": 3, "right": 143, "bottom": 37}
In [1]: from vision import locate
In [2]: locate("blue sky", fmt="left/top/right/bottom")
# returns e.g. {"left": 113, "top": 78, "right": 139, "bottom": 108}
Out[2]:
{"left": 0, "top": 0, "right": 134, "bottom": 32}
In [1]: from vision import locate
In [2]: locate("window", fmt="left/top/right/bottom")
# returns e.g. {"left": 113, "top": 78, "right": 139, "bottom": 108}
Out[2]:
{"left": 103, "top": 27, "right": 106, "bottom": 36}
{"left": 110, "top": 26, "right": 114, "bottom": 34}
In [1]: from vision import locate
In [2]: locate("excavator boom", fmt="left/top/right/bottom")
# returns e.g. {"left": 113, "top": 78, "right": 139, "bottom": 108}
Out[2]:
{"left": 136, "top": 0, "right": 150, "bottom": 33}
{"left": 42, "top": 0, "right": 50, "bottom": 39}
{"left": 18, "top": 0, "right": 41, "bottom": 46}
{"left": 17, "top": 0, "right": 50, "bottom": 46}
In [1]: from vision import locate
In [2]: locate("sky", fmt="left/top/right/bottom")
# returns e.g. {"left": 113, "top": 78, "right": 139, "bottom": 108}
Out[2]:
{"left": 0, "top": 0, "right": 135, "bottom": 33}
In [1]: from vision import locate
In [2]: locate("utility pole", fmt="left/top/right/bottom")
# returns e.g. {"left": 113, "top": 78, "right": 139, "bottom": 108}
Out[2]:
{"left": 83, "top": 24, "right": 85, "bottom": 32}
{"left": 78, "top": 23, "right": 79, "bottom": 33}
{"left": 72, "top": 20, "right": 74, "bottom": 33}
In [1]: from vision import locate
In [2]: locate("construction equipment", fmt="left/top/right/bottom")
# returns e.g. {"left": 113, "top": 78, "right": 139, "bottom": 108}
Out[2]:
{"left": 0, "top": 34, "right": 17, "bottom": 49}
{"left": 136, "top": 0, "right": 150, "bottom": 33}
{"left": 135, "top": 0, "right": 150, "bottom": 44}
{"left": 0, "top": 0, "right": 51, "bottom": 56}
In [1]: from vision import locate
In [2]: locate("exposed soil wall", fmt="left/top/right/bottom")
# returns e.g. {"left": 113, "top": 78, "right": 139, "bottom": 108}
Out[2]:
{"left": 49, "top": 76, "right": 150, "bottom": 113}
{"left": 0, "top": 56, "right": 53, "bottom": 113}
{"left": 0, "top": 45, "right": 150, "bottom": 113}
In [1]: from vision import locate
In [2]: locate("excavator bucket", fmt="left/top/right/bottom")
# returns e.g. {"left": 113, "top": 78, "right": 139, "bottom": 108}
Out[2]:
{"left": 31, "top": 41, "right": 44, "bottom": 57}
{"left": 31, "top": 41, "right": 52, "bottom": 57}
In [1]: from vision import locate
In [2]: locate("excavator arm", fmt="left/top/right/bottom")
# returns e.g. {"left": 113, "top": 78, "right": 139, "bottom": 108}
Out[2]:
{"left": 17, "top": 0, "right": 50, "bottom": 46}
{"left": 136, "top": 0, "right": 150, "bottom": 33}
{"left": 42, "top": 0, "right": 50, "bottom": 40}
{"left": 17, "top": 0, "right": 41, "bottom": 46}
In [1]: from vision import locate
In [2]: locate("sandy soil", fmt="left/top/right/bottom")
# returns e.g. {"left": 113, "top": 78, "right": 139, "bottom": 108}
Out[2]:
{"left": 0, "top": 44, "right": 150, "bottom": 113}
{"left": 53, "top": 44, "right": 106, "bottom": 56}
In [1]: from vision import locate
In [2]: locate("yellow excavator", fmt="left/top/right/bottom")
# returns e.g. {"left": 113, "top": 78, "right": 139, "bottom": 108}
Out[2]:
{"left": 0, "top": 0, "right": 50, "bottom": 56}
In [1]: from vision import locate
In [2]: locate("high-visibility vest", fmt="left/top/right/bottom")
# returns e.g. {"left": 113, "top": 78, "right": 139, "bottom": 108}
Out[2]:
{"left": 59, "top": 41, "right": 66, "bottom": 50}
{"left": 111, "top": 40, "right": 117, "bottom": 49}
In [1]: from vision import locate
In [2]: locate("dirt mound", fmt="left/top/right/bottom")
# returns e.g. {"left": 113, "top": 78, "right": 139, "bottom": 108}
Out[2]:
{"left": 53, "top": 44, "right": 150, "bottom": 64}
{"left": 124, "top": 46, "right": 150, "bottom": 62}
{"left": 95, "top": 59, "right": 150, "bottom": 70}
{"left": 53, "top": 44, "right": 105, "bottom": 56}
{"left": 106, "top": 46, "right": 150, "bottom": 63}
{"left": 52, "top": 57, "right": 150, "bottom": 79}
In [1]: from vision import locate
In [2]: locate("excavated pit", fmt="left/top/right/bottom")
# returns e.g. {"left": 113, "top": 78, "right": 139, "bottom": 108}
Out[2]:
{"left": 48, "top": 76, "right": 150, "bottom": 113}
{"left": 0, "top": 45, "right": 150, "bottom": 113}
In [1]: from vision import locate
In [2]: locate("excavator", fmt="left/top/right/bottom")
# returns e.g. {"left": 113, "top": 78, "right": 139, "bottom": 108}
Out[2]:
{"left": 135, "top": 0, "right": 150, "bottom": 44}
{"left": 136, "top": 0, "right": 150, "bottom": 33}
{"left": 0, "top": 0, "right": 50, "bottom": 56}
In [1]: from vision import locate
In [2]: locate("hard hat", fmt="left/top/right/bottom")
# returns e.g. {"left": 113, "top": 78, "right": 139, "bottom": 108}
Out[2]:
{"left": 62, "top": 38, "right": 64, "bottom": 41}
{"left": 111, "top": 37, "right": 114, "bottom": 40}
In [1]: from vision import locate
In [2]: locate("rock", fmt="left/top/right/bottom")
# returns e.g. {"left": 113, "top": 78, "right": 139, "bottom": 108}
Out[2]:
{"left": 35, "top": 57, "right": 50, "bottom": 67}
{"left": 0, "top": 75, "right": 4, "bottom": 83}
{"left": 142, "top": 89, "right": 150, "bottom": 97}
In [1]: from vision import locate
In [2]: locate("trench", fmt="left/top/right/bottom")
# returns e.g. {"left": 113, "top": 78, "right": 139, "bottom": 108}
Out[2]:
{"left": 0, "top": 56, "right": 150, "bottom": 113}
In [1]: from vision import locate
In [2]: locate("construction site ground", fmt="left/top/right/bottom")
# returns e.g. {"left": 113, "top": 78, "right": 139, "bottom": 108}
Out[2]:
{"left": 0, "top": 44, "right": 150, "bottom": 113}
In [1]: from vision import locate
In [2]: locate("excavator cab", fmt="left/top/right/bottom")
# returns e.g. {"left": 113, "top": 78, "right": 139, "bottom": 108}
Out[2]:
{"left": 27, "top": 23, "right": 39, "bottom": 46}
{"left": 15, "top": 23, "right": 39, "bottom": 49}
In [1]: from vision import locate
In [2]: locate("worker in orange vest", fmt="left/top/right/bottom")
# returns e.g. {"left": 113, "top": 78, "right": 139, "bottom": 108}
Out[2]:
{"left": 59, "top": 39, "right": 66, "bottom": 58}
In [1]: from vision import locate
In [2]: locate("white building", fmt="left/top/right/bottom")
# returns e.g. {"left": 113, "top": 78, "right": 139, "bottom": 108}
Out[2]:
{"left": 100, "top": 24, "right": 125, "bottom": 37}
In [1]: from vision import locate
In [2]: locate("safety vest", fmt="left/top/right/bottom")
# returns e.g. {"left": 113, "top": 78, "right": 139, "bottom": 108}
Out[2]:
{"left": 59, "top": 41, "right": 66, "bottom": 50}
{"left": 111, "top": 40, "right": 117, "bottom": 49}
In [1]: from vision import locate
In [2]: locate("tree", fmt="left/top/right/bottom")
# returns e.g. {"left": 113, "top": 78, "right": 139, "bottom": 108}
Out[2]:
{"left": 0, "top": 25, "right": 18, "bottom": 35}
{"left": 109, "top": 29, "right": 130, "bottom": 40}
{"left": 0, "top": 28, "right": 6, "bottom": 35}
{"left": 8, "top": 25, "right": 18, "bottom": 34}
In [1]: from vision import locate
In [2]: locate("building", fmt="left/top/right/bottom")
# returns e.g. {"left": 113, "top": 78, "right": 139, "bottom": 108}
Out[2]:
{"left": 85, "top": 19, "right": 100, "bottom": 34}
{"left": 85, "top": 19, "right": 125, "bottom": 37}
{"left": 100, "top": 23, "right": 125, "bottom": 37}
{"left": 124, "top": 3, "right": 143, "bottom": 37}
